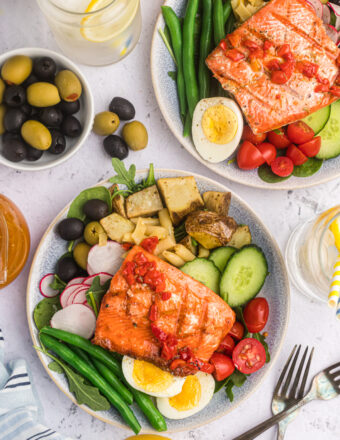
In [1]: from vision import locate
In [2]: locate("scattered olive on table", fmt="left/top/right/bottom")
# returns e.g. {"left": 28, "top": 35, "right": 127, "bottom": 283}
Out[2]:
{"left": 103, "top": 134, "right": 128, "bottom": 160}
{"left": 109, "top": 96, "right": 135, "bottom": 120}
{"left": 93, "top": 111, "right": 120, "bottom": 136}
{"left": 122, "top": 120, "right": 148, "bottom": 151}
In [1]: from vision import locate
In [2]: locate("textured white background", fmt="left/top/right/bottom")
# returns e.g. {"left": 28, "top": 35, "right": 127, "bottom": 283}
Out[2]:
{"left": 0, "top": 1, "right": 340, "bottom": 439}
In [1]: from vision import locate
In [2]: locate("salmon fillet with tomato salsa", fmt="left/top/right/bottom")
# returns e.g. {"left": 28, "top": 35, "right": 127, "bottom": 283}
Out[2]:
{"left": 93, "top": 245, "right": 235, "bottom": 376}
{"left": 206, "top": 0, "right": 339, "bottom": 133}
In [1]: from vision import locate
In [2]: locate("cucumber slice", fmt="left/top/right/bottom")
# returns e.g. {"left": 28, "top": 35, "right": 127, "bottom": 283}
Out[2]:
{"left": 209, "top": 246, "right": 236, "bottom": 272}
{"left": 316, "top": 100, "right": 340, "bottom": 160}
{"left": 220, "top": 245, "right": 268, "bottom": 307}
{"left": 181, "top": 258, "right": 220, "bottom": 294}
{"left": 302, "top": 105, "right": 330, "bottom": 135}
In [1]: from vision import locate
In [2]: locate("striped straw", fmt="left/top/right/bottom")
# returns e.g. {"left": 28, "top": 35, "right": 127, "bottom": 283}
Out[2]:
{"left": 328, "top": 255, "right": 340, "bottom": 308}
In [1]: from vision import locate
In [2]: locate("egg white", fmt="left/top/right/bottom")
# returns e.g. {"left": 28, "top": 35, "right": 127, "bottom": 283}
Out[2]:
{"left": 156, "top": 371, "right": 215, "bottom": 419}
{"left": 122, "top": 355, "right": 185, "bottom": 398}
{"left": 192, "top": 97, "right": 244, "bottom": 163}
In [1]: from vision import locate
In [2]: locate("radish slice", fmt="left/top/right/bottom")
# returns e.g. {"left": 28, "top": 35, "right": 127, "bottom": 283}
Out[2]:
{"left": 39, "top": 274, "right": 59, "bottom": 298}
{"left": 87, "top": 242, "right": 125, "bottom": 276}
{"left": 60, "top": 283, "right": 86, "bottom": 308}
{"left": 66, "top": 277, "right": 86, "bottom": 288}
{"left": 306, "top": 0, "right": 323, "bottom": 17}
{"left": 322, "top": 4, "right": 331, "bottom": 24}
{"left": 325, "top": 23, "right": 339, "bottom": 42}
{"left": 51, "top": 304, "right": 96, "bottom": 339}
{"left": 328, "top": 2, "right": 340, "bottom": 30}
{"left": 83, "top": 272, "right": 113, "bottom": 286}
{"left": 72, "top": 289, "right": 87, "bottom": 305}
{"left": 66, "top": 286, "right": 88, "bottom": 307}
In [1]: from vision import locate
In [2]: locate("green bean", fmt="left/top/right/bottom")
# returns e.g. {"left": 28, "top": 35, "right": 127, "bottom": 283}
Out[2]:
{"left": 183, "top": 113, "right": 192, "bottom": 137}
{"left": 72, "top": 346, "right": 96, "bottom": 368}
{"left": 213, "top": 0, "right": 225, "bottom": 46}
{"left": 40, "top": 334, "right": 141, "bottom": 434}
{"left": 223, "top": 0, "right": 232, "bottom": 24}
{"left": 91, "top": 357, "right": 133, "bottom": 405}
{"left": 40, "top": 327, "right": 122, "bottom": 378}
{"left": 198, "top": 0, "right": 213, "bottom": 100}
{"left": 162, "top": 7, "right": 187, "bottom": 120}
{"left": 225, "top": 11, "right": 235, "bottom": 34}
{"left": 183, "top": 0, "right": 200, "bottom": 118}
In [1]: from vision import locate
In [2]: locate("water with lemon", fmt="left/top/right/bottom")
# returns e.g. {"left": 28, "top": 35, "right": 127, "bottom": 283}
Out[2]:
{"left": 36, "top": 0, "right": 141, "bottom": 65}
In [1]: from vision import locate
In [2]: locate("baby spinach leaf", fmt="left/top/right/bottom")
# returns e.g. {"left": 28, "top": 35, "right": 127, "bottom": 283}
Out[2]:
{"left": 86, "top": 276, "right": 111, "bottom": 317}
{"left": 258, "top": 164, "right": 291, "bottom": 184}
{"left": 292, "top": 158, "right": 323, "bottom": 177}
{"left": 34, "top": 296, "right": 61, "bottom": 331}
{"left": 49, "top": 274, "right": 66, "bottom": 293}
{"left": 67, "top": 187, "right": 112, "bottom": 221}
{"left": 215, "top": 369, "right": 247, "bottom": 400}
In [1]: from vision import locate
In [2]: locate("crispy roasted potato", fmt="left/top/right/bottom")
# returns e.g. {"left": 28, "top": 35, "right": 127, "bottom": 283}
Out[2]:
{"left": 203, "top": 191, "right": 231, "bottom": 218}
{"left": 180, "top": 235, "right": 197, "bottom": 255}
{"left": 228, "top": 225, "right": 252, "bottom": 248}
{"left": 100, "top": 212, "right": 134, "bottom": 243}
{"left": 126, "top": 185, "right": 163, "bottom": 218}
{"left": 185, "top": 210, "right": 237, "bottom": 249}
{"left": 157, "top": 176, "right": 204, "bottom": 225}
{"left": 108, "top": 184, "right": 127, "bottom": 218}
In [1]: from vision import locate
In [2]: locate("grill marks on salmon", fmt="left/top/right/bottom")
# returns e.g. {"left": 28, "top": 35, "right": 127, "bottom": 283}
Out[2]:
{"left": 206, "top": 0, "right": 339, "bottom": 133}
{"left": 93, "top": 246, "right": 235, "bottom": 375}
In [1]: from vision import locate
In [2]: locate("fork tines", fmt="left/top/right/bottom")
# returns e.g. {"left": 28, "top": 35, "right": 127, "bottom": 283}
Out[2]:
{"left": 325, "top": 361, "right": 340, "bottom": 389}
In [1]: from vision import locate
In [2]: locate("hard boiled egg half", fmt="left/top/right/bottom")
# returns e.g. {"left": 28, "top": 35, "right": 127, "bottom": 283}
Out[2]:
{"left": 122, "top": 356, "right": 185, "bottom": 398}
{"left": 156, "top": 372, "right": 215, "bottom": 419}
{"left": 192, "top": 97, "right": 243, "bottom": 163}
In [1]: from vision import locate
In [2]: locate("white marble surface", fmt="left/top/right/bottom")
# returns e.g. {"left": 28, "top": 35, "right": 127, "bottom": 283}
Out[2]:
{"left": 0, "top": 1, "right": 340, "bottom": 439}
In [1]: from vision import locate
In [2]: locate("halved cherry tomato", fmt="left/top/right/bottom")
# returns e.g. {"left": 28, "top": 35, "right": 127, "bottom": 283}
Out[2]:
{"left": 271, "top": 70, "right": 289, "bottom": 84}
{"left": 277, "top": 44, "right": 291, "bottom": 58}
{"left": 298, "top": 136, "right": 321, "bottom": 157}
{"left": 237, "top": 141, "right": 265, "bottom": 170}
{"left": 286, "top": 144, "right": 308, "bottom": 165}
{"left": 287, "top": 121, "right": 314, "bottom": 144}
{"left": 232, "top": 338, "right": 266, "bottom": 374}
{"left": 229, "top": 321, "right": 244, "bottom": 340}
{"left": 267, "top": 128, "right": 290, "bottom": 149}
{"left": 271, "top": 156, "right": 294, "bottom": 177}
{"left": 226, "top": 49, "right": 245, "bottom": 62}
{"left": 257, "top": 142, "right": 276, "bottom": 165}
{"left": 242, "top": 125, "right": 266, "bottom": 145}
{"left": 210, "top": 353, "right": 235, "bottom": 381}
{"left": 243, "top": 298, "right": 269, "bottom": 333}
{"left": 217, "top": 334, "right": 235, "bottom": 355}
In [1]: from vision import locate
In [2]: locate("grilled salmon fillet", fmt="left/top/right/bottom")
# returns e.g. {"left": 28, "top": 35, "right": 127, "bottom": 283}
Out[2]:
{"left": 93, "top": 246, "right": 235, "bottom": 375}
{"left": 206, "top": 0, "right": 339, "bottom": 133}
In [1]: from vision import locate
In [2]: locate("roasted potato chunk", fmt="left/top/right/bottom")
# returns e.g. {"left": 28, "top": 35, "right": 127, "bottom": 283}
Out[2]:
{"left": 108, "top": 184, "right": 127, "bottom": 218}
{"left": 180, "top": 235, "right": 197, "bottom": 255}
{"left": 126, "top": 185, "right": 163, "bottom": 218}
{"left": 157, "top": 176, "right": 204, "bottom": 225}
{"left": 185, "top": 210, "right": 237, "bottom": 249}
{"left": 228, "top": 225, "right": 252, "bottom": 248}
{"left": 203, "top": 191, "right": 231, "bottom": 218}
{"left": 100, "top": 213, "right": 134, "bottom": 242}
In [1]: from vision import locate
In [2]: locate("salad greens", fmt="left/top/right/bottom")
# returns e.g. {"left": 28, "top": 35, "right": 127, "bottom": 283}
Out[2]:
{"left": 49, "top": 274, "right": 66, "bottom": 293}
{"left": 86, "top": 276, "right": 112, "bottom": 317}
{"left": 292, "top": 158, "right": 323, "bottom": 177}
{"left": 258, "top": 163, "right": 291, "bottom": 184}
{"left": 68, "top": 187, "right": 112, "bottom": 221}
{"left": 33, "top": 296, "right": 61, "bottom": 331}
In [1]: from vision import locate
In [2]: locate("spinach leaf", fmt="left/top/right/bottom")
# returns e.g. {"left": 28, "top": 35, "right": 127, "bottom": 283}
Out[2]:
{"left": 49, "top": 274, "right": 66, "bottom": 293}
{"left": 68, "top": 187, "right": 112, "bottom": 221}
{"left": 253, "top": 332, "right": 271, "bottom": 363}
{"left": 86, "top": 275, "right": 111, "bottom": 317}
{"left": 258, "top": 164, "right": 291, "bottom": 184}
{"left": 34, "top": 296, "right": 61, "bottom": 330}
{"left": 234, "top": 306, "right": 250, "bottom": 338}
{"left": 292, "top": 158, "right": 323, "bottom": 177}
{"left": 215, "top": 370, "right": 247, "bottom": 401}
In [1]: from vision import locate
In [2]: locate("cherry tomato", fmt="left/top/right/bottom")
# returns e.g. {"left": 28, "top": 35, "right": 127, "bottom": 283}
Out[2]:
{"left": 267, "top": 128, "right": 290, "bottom": 149}
{"left": 271, "top": 156, "right": 294, "bottom": 177}
{"left": 257, "top": 142, "right": 276, "bottom": 165}
{"left": 226, "top": 49, "right": 245, "bottom": 62}
{"left": 298, "top": 136, "right": 321, "bottom": 157}
{"left": 229, "top": 321, "right": 244, "bottom": 340}
{"left": 232, "top": 338, "right": 266, "bottom": 374}
{"left": 217, "top": 334, "right": 235, "bottom": 355}
{"left": 287, "top": 121, "right": 315, "bottom": 144}
{"left": 286, "top": 143, "right": 308, "bottom": 165}
{"left": 210, "top": 353, "right": 235, "bottom": 381}
{"left": 237, "top": 141, "right": 265, "bottom": 170}
{"left": 243, "top": 298, "right": 269, "bottom": 333}
{"left": 242, "top": 125, "right": 266, "bottom": 145}
{"left": 271, "top": 70, "right": 289, "bottom": 84}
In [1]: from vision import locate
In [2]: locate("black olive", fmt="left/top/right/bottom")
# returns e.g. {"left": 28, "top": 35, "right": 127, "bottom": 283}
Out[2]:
{"left": 56, "top": 257, "right": 79, "bottom": 282}
{"left": 109, "top": 97, "right": 135, "bottom": 120}
{"left": 4, "top": 108, "right": 27, "bottom": 133}
{"left": 24, "top": 73, "right": 39, "bottom": 88}
{"left": 33, "top": 57, "right": 57, "bottom": 81}
{"left": 2, "top": 132, "right": 21, "bottom": 143}
{"left": 21, "top": 103, "right": 37, "bottom": 118}
{"left": 48, "top": 129, "right": 66, "bottom": 155}
{"left": 61, "top": 115, "right": 82, "bottom": 137}
{"left": 58, "top": 99, "right": 80, "bottom": 115}
{"left": 4, "top": 85, "right": 26, "bottom": 108}
{"left": 103, "top": 135, "right": 129, "bottom": 160}
{"left": 83, "top": 199, "right": 109, "bottom": 220}
{"left": 26, "top": 145, "right": 43, "bottom": 161}
{"left": 57, "top": 217, "right": 84, "bottom": 240}
{"left": 39, "top": 107, "right": 63, "bottom": 127}
{"left": 2, "top": 138, "right": 27, "bottom": 162}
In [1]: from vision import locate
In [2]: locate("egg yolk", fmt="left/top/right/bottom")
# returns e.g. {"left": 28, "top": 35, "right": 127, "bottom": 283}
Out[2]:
{"left": 132, "top": 360, "right": 173, "bottom": 392}
{"left": 169, "top": 375, "right": 201, "bottom": 411}
{"left": 201, "top": 104, "right": 238, "bottom": 144}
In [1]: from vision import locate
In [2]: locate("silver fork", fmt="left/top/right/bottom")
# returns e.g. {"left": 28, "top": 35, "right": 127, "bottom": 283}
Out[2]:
{"left": 271, "top": 345, "right": 314, "bottom": 440}
{"left": 233, "top": 359, "right": 340, "bottom": 439}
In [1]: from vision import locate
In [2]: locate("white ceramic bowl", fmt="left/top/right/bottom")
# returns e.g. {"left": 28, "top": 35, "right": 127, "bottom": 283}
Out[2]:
{"left": 0, "top": 47, "right": 94, "bottom": 171}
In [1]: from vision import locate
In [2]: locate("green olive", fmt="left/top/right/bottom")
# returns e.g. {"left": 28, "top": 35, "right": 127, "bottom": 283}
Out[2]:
{"left": 21, "top": 120, "right": 52, "bottom": 150}
{"left": 93, "top": 111, "right": 120, "bottom": 136}
{"left": 0, "top": 104, "right": 6, "bottom": 135}
{"left": 73, "top": 242, "right": 91, "bottom": 270}
{"left": 27, "top": 82, "right": 60, "bottom": 107}
{"left": 55, "top": 70, "right": 82, "bottom": 102}
{"left": 84, "top": 221, "right": 105, "bottom": 246}
{"left": 1, "top": 55, "right": 32, "bottom": 85}
{"left": 0, "top": 79, "right": 5, "bottom": 104}
{"left": 122, "top": 121, "right": 148, "bottom": 151}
